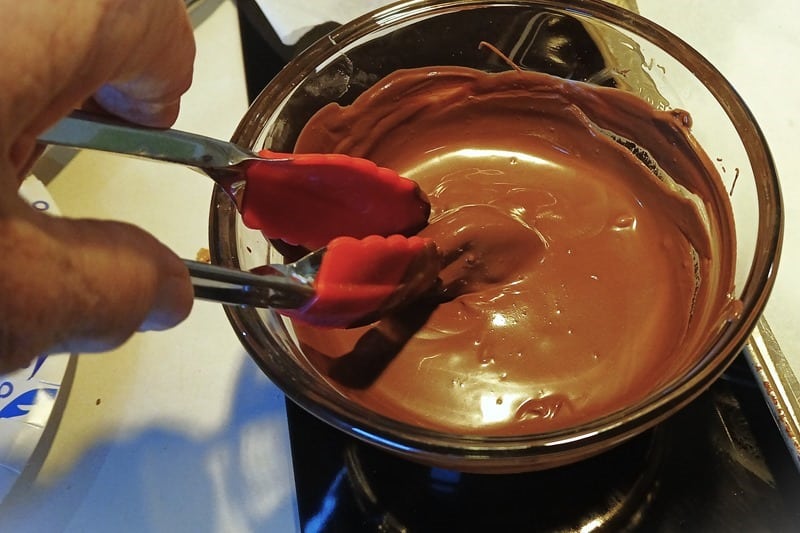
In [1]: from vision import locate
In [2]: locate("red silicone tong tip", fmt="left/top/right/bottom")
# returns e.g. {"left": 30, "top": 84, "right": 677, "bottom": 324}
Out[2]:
{"left": 240, "top": 150, "right": 431, "bottom": 250}
{"left": 280, "top": 234, "right": 441, "bottom": 328}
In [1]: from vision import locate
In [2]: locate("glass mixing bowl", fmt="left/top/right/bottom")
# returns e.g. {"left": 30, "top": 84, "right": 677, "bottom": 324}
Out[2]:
{"left": 209, "top": 0, "right": 782, "bottom": 473}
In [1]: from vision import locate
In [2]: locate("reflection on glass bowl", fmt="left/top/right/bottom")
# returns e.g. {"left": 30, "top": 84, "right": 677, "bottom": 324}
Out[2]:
{"left": 209, "top": 0, "right": 781, "bottom": 473}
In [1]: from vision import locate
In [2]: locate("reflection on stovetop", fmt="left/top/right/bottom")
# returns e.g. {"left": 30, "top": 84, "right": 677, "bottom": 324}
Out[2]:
{"left": 286, "top": 355, "right": 800, "bottom": 532}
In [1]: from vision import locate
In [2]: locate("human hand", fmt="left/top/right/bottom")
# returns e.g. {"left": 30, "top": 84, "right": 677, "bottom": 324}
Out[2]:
{"left": 0, "top": 0, "right": 197, "bottom": 373}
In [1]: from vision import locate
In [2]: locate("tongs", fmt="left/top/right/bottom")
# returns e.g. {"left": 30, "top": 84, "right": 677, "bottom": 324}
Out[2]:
{"left": 183, "top": 248, "right": 322, "bottom": 312}
{"left": 185, "top": 234, "right": 442, "bottom": 329}
{"left": 37, "top": 110, "right": 430, "bottom": 250}
{"left": 36, "top": 112, "right": 440, "bottom": 327}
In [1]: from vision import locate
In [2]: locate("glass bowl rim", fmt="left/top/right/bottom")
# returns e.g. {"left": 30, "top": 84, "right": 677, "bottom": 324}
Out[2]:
{"left": 210, "top": 0, "right": 783, "bottom": 466}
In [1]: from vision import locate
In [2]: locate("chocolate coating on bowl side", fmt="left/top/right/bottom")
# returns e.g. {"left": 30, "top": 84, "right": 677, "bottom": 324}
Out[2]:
{"left": 291, "top": 66, "right": 737, "bottom": 435}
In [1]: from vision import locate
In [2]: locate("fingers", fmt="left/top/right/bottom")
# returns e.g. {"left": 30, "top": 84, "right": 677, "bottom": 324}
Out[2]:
{"left": 0, "top": 0, "right": 196, "bottom": 173}
{"left": 9, "top": 136, "right": 44, "bottom": 186}
{"left": 0, "top": 200, "right": 193, "bottom": 374}
{"left": 91, "top": 0, "right": 196, "bottom": 128}
{"left": 0, "top": 0, "right": 198, "bottom": 373}
{"left": 92, "top": 84, "right": 183, "bottom": 129}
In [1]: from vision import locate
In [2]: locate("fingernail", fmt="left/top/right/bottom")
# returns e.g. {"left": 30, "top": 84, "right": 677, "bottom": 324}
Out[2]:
{"left": 138, "top": 274, "right": 193, "bottom": 332}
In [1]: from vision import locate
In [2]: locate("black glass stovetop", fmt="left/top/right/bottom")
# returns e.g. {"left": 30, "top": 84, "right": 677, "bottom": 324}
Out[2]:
{"left": 234, "top": 4, "right": 800, "bottom": 531}
{"left": 284, "top": 357, "right": 800, "bottom": 532}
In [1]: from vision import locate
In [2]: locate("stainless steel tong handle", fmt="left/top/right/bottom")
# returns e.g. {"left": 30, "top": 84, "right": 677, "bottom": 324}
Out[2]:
{"left": 184, "top": 260, "right": 315, "bottom": 310}
{"left": 38, "top": 110, "right": 256, "bottom": 170}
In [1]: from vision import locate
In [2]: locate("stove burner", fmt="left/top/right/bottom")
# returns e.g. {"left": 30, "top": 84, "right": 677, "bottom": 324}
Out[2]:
{"left": 341, "top": 427, "right": 664, "bottom": 532}
{"left": 285, "top": 360, "right": 800, "bottom": 532}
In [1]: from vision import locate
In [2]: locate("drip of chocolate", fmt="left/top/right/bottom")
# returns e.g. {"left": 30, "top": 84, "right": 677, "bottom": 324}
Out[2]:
{"left": 290, "top": 66, "right": 736, "bottom": 435}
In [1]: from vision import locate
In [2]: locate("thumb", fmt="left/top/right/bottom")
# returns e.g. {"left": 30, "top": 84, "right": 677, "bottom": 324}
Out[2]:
{"left": 0, "top": 204, "right": 193, "bottom": 373}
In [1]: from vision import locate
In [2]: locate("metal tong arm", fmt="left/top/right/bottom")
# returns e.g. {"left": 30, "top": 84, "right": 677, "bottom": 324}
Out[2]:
{"left": 38, "top": 110, "right": 255, "bottom": 170}
{"left": 184, "top": 260, "right": 315, "bottom": 310}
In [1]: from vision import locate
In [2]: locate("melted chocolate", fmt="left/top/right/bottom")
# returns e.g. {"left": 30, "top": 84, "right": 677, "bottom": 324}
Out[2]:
{"left": 291, "top": 66, "right": 736, "bottom": 435}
